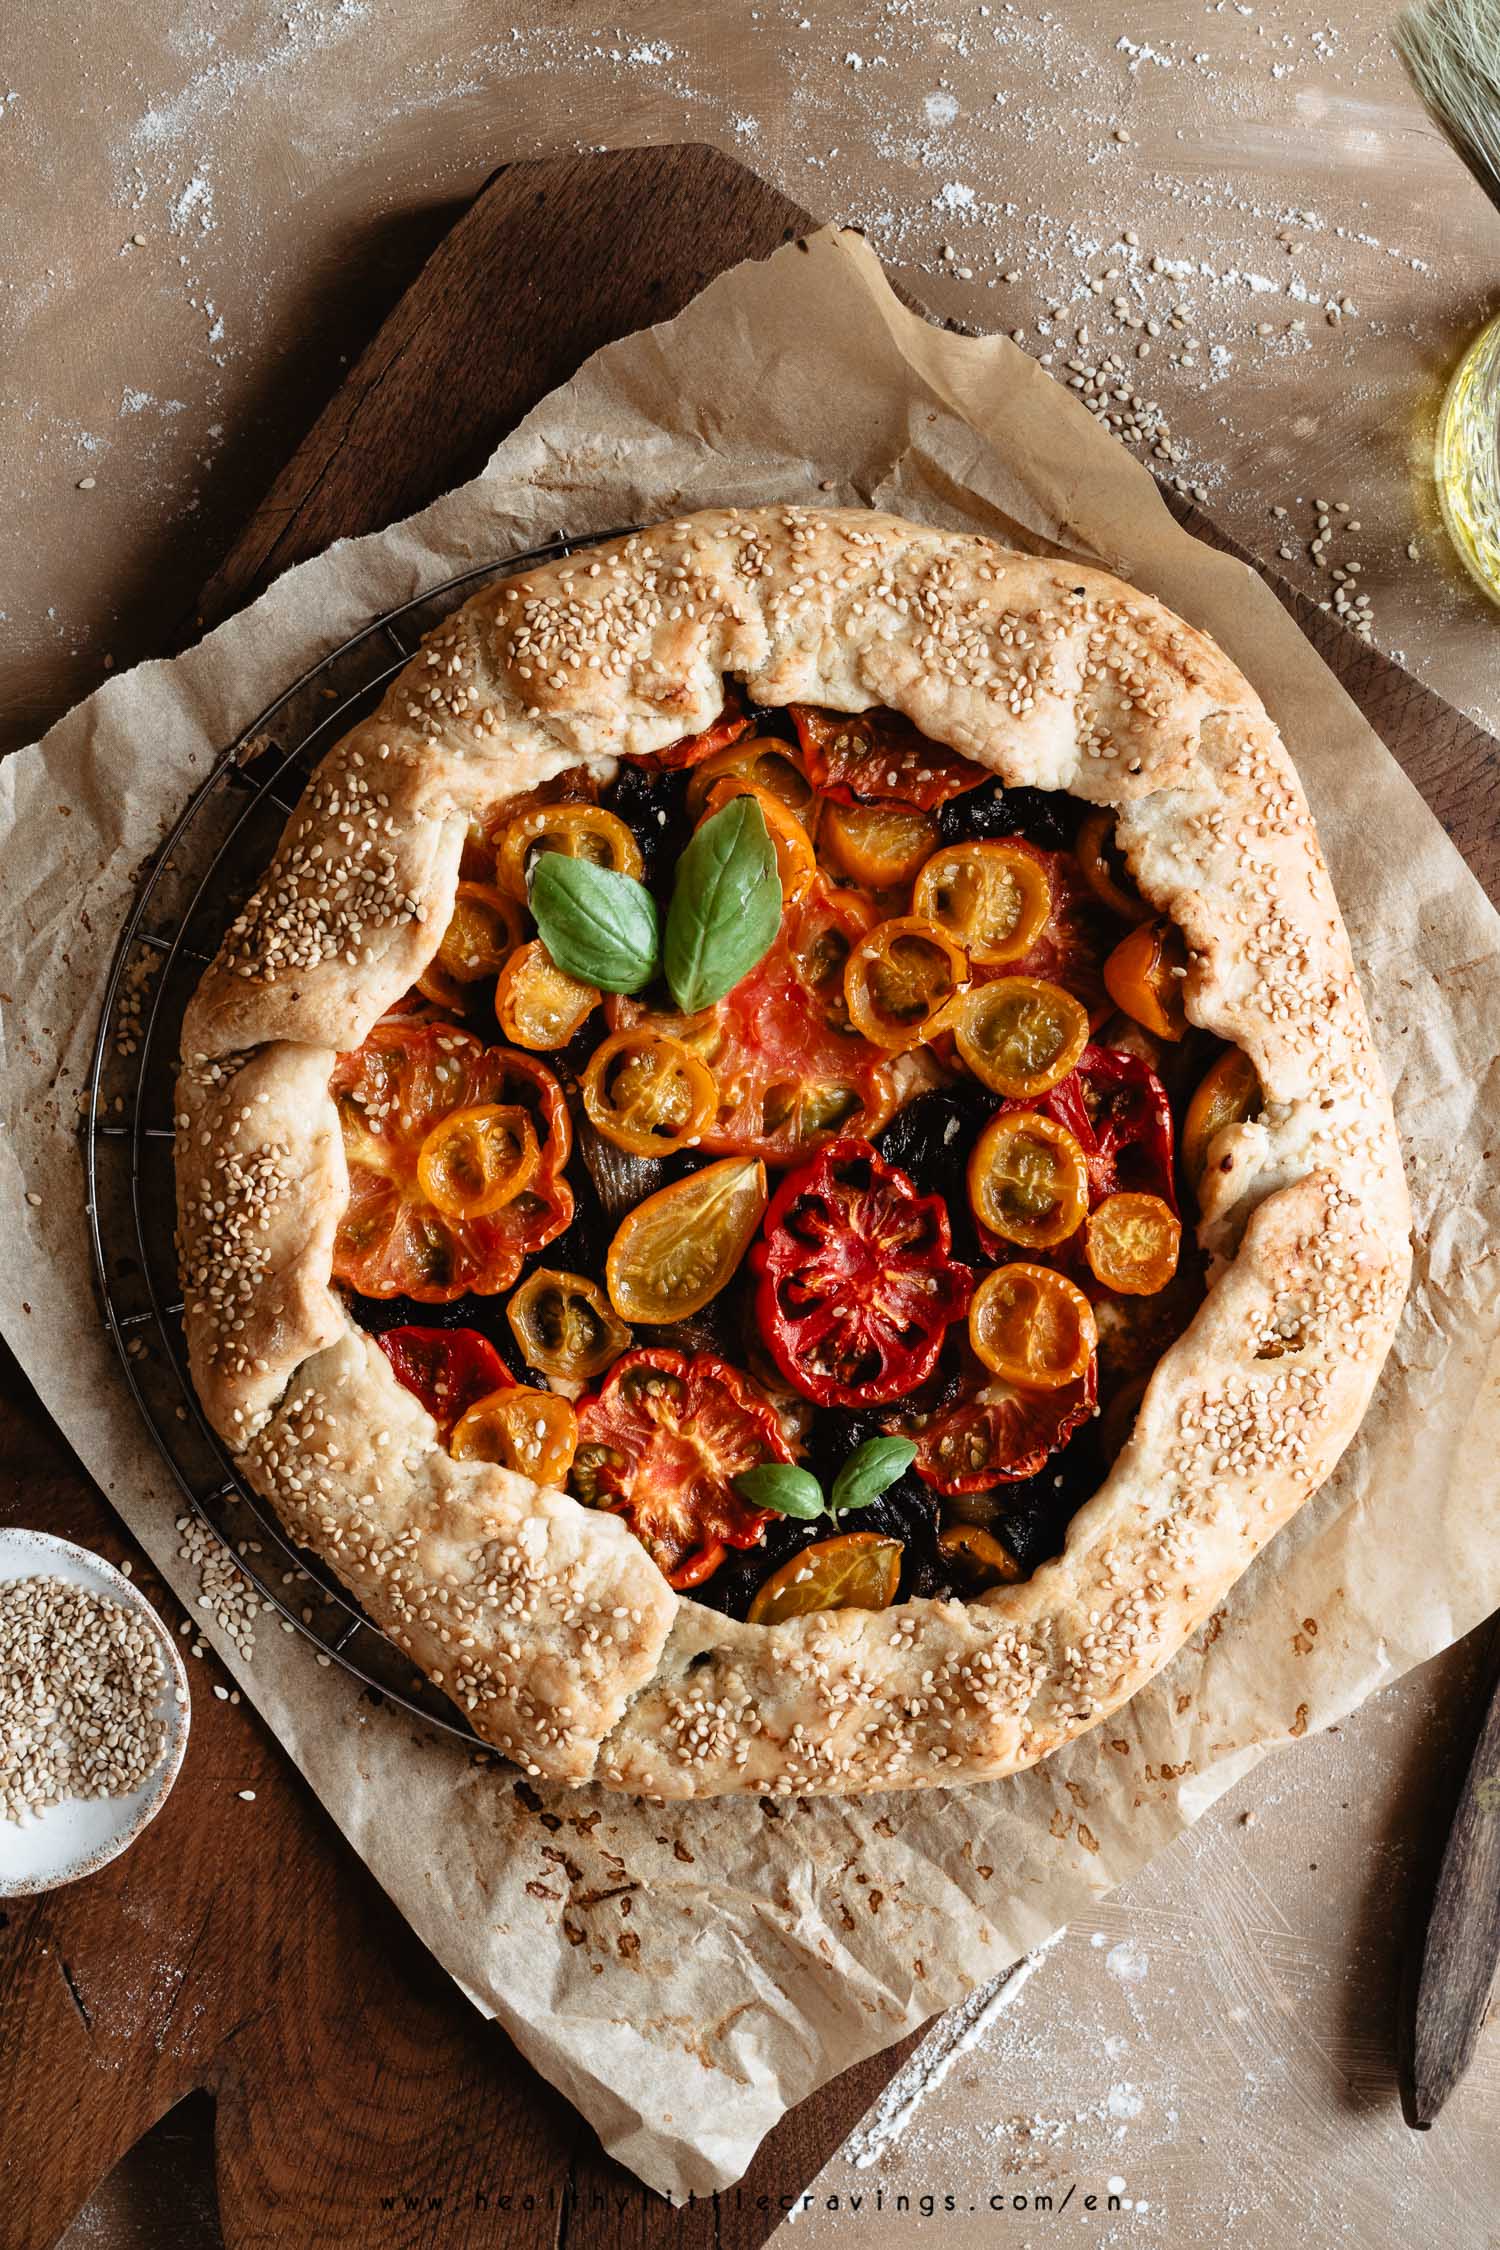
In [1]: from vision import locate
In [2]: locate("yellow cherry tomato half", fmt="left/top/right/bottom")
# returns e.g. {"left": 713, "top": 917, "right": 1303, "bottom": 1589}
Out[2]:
{"left": 684, "top": 734, "right": 815, "bottom": 823}
{"left": 969, "top": 1262, "right": 1098, "bottom": 1390}
{"left": 507, "top": 1267, "right": 630, "bottom": 1384}
{"left": 450, "top": 1385, "right": 580, "bottom": 1485}
{"left": 494, "top": 939, "right": 599, "bottom": 1051}
{"left": 582, "top": 1029, "right": 718, "bottom": 1157}
{"left": 968, "top": 1111, "right": 1090, "bottom": 1249}
{"left": 953, "top": 975, "right": 1089, "bottom": 1099}
{"left": 1102, "top": 918, "right": 1189, "bottom": 1040}
{"left": 843, "top": 916, "right": 969, "bottom": 1051}
{"left": 1182, "top": 1046, "right": 1262, "bottom": 1200}
{"left": 415, "top": 1102, "right": 540, "bottom": 1219}
{"left": 605, "top": 1156, "right": 769, "bottom": 1324}
{"left": 494, "top": 802, "right": 644, "bottom": 901}
{"left": 702, "top": 778, "right": 817, "bottom": 902}
{"left": 936, "top": 1522, "right": 1024, "bottom": 1591}
{"left": 819, "top": 799, "right": 940, "bottom": 891}
{"left": 1084, "top": 1191, "right": 1181, "bottom": 1295}
{"left": 912, "top": 840, "right": 1052, "bottom": 966}
{"left": 747, "top": 1530, "right": 903, "bottom": 1625}
{"left": 417, "top": 880, "right": 525, "bottom": 1010}
{"left": 1075, "top": 809, "right": 1149, "bottom": 922}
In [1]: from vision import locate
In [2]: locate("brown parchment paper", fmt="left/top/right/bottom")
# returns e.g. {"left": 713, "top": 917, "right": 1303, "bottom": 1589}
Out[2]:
{"left": 4, "top": 227, "right": 1500, "bottom": 2202}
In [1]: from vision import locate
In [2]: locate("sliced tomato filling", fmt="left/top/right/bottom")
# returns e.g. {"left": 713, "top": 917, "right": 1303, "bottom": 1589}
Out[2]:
{"left": 376, "top": 1326, "right": 513, "bottom": 1439}
{"left": 966, "top": 843, "right": 1117, "bottom": 1026}
{"left": 570, "top": 1349, "right": 791, "bottom": 1588}
{"left": 906, "top": 1356, "right": 1098, "bottom": 1492}
{"left": 754, "top": 1138, "right": 973, "bottom": 1408}
{"left": 789, "top": 703, "right": 992, "bottom": 809}
{"left": 648, "top": 687, "right": 755, "bottom": 770}
{"left": 607, "top": 878, "right": 896, "bottom": 1164}
{"left": 1017, "top": 1042, "right": 1177, "bottom": 1212}
{"left": 331, "top": 1020, "right": 573, "bottom": 1300}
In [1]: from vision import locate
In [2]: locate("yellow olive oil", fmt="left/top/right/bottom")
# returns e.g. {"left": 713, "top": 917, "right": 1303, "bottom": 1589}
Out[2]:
{"left": 1437, "top": 313, "right": 1500, "bottom": 605}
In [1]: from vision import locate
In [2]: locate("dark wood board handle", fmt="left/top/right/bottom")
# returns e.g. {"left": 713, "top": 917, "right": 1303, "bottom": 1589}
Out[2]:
{"left": 1406, "top": 1640, "right": 1500, "bottom": 2125}
{"left": 200, "top": 143, "right": 814, "bottom": 624}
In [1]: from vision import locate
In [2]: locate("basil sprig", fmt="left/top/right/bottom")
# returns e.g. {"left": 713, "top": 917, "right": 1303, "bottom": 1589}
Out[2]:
{"left": 528, "top": 853, "right": 660, "bottom": 994}
{"left": 663, "top": 795, "right": 782, "bottom": 1014}
{"left": 734, "top": 1464, "right": 825, "bottom": 1520}
{"left": 830, "top": 1436, "right": 918, "bottom": 1517}
{"left": 734, "top": 1437, "right": 918, "bottom": 1530}
{"left": 526, "top": 794, "right": 783, "bottom": 1008}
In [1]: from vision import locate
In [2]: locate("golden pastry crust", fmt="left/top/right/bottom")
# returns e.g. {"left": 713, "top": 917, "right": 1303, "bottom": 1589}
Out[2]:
{"left": 175, "top": 506, "right": 1410, "bottom": 1795}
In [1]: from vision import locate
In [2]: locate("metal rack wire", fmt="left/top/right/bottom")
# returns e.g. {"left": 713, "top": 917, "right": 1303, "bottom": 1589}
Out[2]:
{"left": 85, "top": 529, "right": 630, "bottom": 1741}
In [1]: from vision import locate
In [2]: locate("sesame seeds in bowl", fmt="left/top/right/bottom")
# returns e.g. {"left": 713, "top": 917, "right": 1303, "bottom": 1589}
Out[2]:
{"left": 0, "top": 1530, "right": 190, "bottom": 1898}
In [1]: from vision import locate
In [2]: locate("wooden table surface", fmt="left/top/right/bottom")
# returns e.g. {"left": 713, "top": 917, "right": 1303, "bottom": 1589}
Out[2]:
{"left": 6, "top": 9, "right": 1500, "bottom": 2246}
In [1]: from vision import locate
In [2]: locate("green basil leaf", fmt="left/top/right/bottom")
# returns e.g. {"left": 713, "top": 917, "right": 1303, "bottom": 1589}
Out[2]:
{"left": 528, "top": 853, "right": 660, "bottom": 994}
{"left": 663, "top": 795, "right": 782, "bottom": 1013}
{"left": 830, "top": 1436, "right": 918, "bottom": 1517}
{"left": 732, "top": 1464, "right": 826, "bottom": 1521}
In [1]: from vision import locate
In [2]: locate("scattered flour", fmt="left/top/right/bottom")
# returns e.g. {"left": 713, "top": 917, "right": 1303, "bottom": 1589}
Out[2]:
{"left": 1106, "top": 1940, "right": 1151, "bottom": 1982}
{"left": 842, "top": 1931, "right": 1066, "bottom": 2170}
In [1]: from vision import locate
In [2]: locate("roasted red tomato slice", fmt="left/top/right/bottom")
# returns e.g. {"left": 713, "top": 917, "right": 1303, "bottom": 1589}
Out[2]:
{"left": 907, "top": 1355, "right": 1097, "bottom": 1492}
{"left": 331, "top": 1021, "right": 574, "bottom": 1300}
{"left": 649, "top": 686, "right": 755, "bottom": 771}
{"left": 1016, "top": 1041, "right": 1177, "bottom": 1213}
{"left": 607, "top": 878, "right": 897, "bottom": 1164}
{"left": 788, "top": 704, "right": 991, "bottom": 809}
{"left": 753, "top": 1138, "right": 974, "bottom": 1408}
{"left": 376, "top": 1326, "right": 513, "bottom": 1439}
{"left": 570, "top": 1348, "right": 791, "bottom": 1588}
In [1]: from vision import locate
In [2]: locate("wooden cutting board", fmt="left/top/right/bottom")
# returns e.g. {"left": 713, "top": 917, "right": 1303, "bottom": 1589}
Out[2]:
{"left": 5, "top": 142, "right": 1500, "bottom": 2250}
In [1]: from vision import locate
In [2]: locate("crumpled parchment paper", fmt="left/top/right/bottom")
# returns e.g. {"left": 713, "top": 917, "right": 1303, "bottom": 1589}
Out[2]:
{"left": 4, "top": 228, "right": 1499, "bottom": 2202}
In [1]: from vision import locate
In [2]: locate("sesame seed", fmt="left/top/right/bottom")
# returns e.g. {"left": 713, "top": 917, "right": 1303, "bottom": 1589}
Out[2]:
{"left": 0, "top": 1577, "right": 169, "bottom": 1823}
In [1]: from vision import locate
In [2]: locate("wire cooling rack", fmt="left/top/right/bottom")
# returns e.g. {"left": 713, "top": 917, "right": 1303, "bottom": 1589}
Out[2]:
{"left": 85, "top": 529, "right": 631, "bottom": 1740}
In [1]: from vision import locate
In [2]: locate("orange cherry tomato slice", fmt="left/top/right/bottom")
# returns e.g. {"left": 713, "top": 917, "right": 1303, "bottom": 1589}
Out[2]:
{"left": 843, "top": 916, "right": 968, "bottom": 1051}
{"left": 494, "top": 939, "right": 599, "bottom": 1050}
{"left": 1076, "top": 810, "right": 1149, "bottom": 923}
{"left": 969, "top": 1262, "right": 1098, "bottom": 1389}
{"left": 819, "top": 800, "right": 939, "bottom": 891}
{"left": 1102, "top": 918, "right": 1189, "bottom": 1040}
{"left": 417, "top": 881, "right": 524, "bottom": 1010}
{"left": 1084, "top": 1191, "right": 1181, "bottom": 1295}
{"left": 746, "top": 1530, "right": 903, "bottom": 1625}
{"left": 912, "top": 840, "right": 1052, "bottom": 965}
{"left": 493, "top": 802, "right": 644, "bottom": 900}
{"left": 507, "top": 1268, "right": 630, "bottom": 1384}
{"left": 702, "top": 777, "right": 817, "bottom": 902}
{"left": 684, "top": 734, "right": 815, "bottom": 822}
{"left": 450, "top": 1385, "right": 580, "bottom": 1484}
{"left": 605, "top": 1156, "right": 769, "bottom": 1323}
{"left": 1182, "top": 1047, "right": 1261, "bottom": 1200}
{"left": 968, "top": 1110, "right": 1090, "bottom": 1249}
{"left": 415, "top": 1102, "right": 540, "bottom": 1218}
{"left": 936, "top": 1523, "right": 1024, "bottom": 1590}
{"left": 953, "top": 975, "right": 1089, "bottom": 1098}
{"left": 582, "top": 1028, "right": 718, "bottom": 1156}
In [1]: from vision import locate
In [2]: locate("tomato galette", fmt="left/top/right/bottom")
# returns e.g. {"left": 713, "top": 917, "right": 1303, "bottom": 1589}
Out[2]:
{"left": 175, "top": 507, "right": 1410, "bottom": 1797}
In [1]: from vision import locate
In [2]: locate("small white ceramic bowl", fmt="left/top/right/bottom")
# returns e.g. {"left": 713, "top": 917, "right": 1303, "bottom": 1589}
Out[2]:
{"left": 0, "top": 1528, "right": 191, "bottom": 1897}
